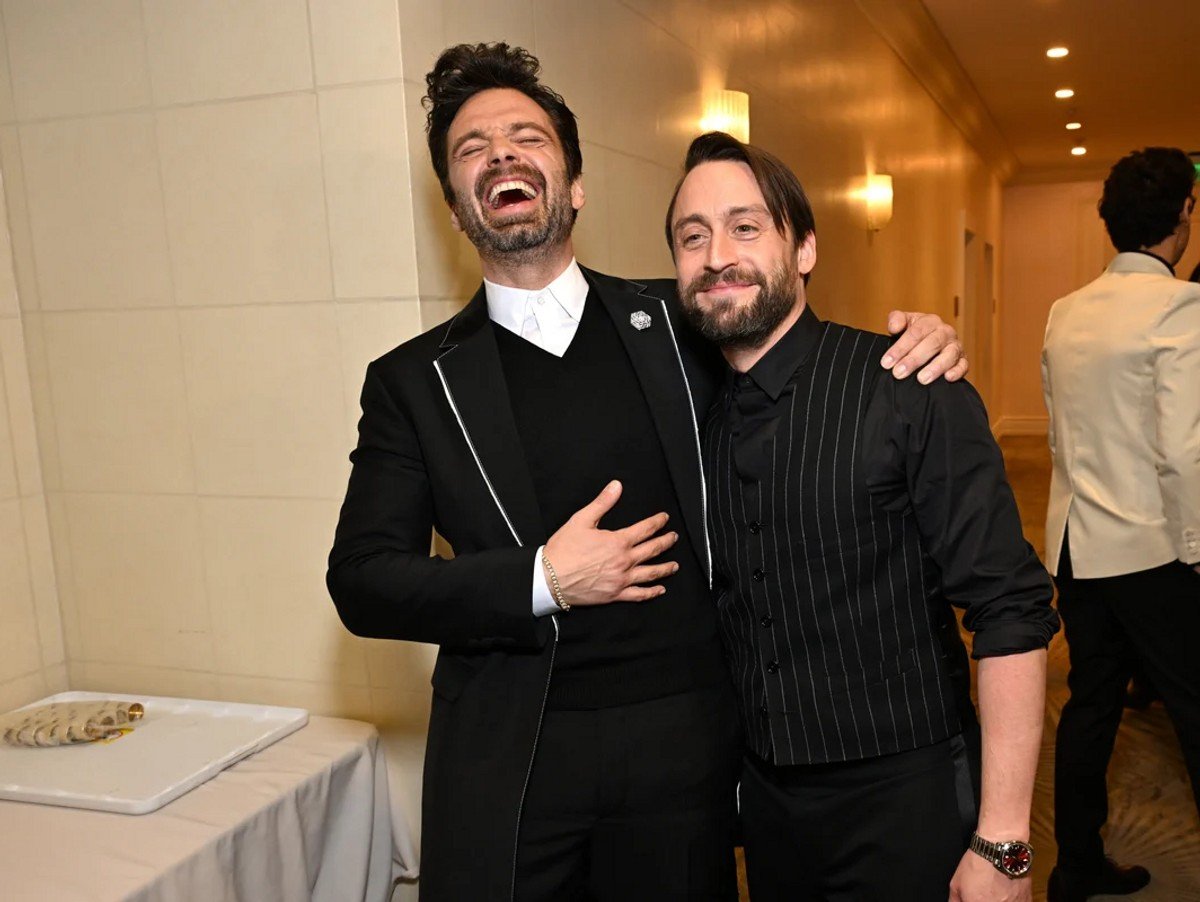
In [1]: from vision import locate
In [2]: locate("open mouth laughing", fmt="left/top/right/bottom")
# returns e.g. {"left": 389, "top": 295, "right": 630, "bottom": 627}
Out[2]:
{"left": 486, "top": 178, "right": 541, "bottom": 211}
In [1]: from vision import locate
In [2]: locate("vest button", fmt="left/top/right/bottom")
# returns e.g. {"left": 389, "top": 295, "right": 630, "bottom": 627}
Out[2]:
{"left": 759, "top": 703, "right": 769, "bottom": 716}
{"left": 760, "top": 615, "right": 774, "bottom": 628}
{"left": 752, "top": 568, "right": 767, "bottom": 582}
{"left": 749, "top": 521, "right": 763, "bottom": 534}
{"left": 766, "top": 660, "right": 780, "bottom": 674}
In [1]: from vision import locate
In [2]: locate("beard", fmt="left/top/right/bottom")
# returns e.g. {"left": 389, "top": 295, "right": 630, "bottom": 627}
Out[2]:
{"left": 677, "top": 257, "right": 799, "bottom": 352}
{"left": 452, "top": 162, "right": 575, "bottom": 264}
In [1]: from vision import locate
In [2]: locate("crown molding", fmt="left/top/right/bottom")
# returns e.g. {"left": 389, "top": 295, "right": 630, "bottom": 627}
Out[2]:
{"left": 854, "top": 0, "right": 1020, "bottom": 182}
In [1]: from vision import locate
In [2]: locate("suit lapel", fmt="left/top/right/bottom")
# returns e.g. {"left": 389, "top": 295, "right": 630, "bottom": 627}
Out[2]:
{"left": 433, "top": 287, "right": 546, "bottom": 548}
{"left": 584, "top": 268, "right": 711, "bottom": 581}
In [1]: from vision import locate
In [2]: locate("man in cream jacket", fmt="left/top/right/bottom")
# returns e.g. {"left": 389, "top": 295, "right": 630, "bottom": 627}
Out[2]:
{"left": 1042, "top": 146, "right": 1200, "bottom": 902}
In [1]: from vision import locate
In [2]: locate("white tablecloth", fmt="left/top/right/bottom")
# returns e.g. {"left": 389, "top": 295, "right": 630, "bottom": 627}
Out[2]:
{"left": 0, "top": 716, "right": 415, "bottom": 902}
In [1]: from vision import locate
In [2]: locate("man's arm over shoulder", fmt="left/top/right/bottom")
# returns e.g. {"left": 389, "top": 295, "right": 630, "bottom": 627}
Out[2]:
{"left": 327, "top": 357, "right": 545, "bottom": 651}
{"left": 1151, "top": 284, "right": 1200, "bottom": 567}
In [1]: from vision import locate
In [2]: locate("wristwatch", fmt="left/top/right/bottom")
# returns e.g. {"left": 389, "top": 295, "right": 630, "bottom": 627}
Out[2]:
{"left": 969, "top": 832, "right": 1034, "bottom": 878}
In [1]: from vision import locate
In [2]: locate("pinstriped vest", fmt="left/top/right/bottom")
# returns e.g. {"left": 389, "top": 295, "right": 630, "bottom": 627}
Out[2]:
{"left": 704, "top": 321, "right": 962, "bottom": 766}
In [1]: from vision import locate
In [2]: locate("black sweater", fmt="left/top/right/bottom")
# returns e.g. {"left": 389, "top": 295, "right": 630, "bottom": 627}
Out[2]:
{"left": 495, "top": 294, "right": 724, "bottom": 709}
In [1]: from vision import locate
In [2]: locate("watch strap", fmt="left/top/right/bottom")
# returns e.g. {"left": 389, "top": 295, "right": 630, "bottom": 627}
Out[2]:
{"left": 969, "top": 832, "right": 1033, "bottom": 878}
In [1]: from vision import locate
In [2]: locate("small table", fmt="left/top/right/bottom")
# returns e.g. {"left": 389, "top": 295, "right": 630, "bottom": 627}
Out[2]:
{"left": 0, "top": 717, "right": 414, "bottom": 901}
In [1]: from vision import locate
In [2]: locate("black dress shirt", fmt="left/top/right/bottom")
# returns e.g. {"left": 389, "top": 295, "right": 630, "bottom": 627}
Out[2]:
{"left": 720, "top": 304, "right": 1057, "bottom": 660}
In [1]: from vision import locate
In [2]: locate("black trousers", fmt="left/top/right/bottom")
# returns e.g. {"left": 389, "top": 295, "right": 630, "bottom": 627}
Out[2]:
{"left": 740, "top": 735, "right": 979, "bottom": 902}
{"left": 1053, "top": 539, "right": 1200, "bottom": 872}
{"left": 513, "top": 682, "right": 742, "bottom": 902}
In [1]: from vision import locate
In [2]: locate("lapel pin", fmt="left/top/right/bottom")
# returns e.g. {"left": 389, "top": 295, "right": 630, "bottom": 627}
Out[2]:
{"left": 630, "top": 310, "right": 652, "bottom": 331}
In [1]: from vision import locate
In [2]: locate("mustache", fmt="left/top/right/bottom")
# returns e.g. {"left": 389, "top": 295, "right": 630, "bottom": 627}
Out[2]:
{"left": 686, "top": 265, "right": 767, "bottom": 296}
{"left": 474, "top": 163, "right": 546, "bottom": 202}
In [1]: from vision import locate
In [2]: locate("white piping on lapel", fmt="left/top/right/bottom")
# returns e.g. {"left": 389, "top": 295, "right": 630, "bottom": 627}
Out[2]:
{"left": 628, "top": 279, "right": 713, "bottom": 587}
{"left": 432, "top": 356, "right": 523, "bottom": 547}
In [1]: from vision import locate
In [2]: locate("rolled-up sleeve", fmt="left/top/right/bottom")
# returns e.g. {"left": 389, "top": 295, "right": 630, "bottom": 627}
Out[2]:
{"left": 866, "top": 376, "right": 1059, "bottom": 659}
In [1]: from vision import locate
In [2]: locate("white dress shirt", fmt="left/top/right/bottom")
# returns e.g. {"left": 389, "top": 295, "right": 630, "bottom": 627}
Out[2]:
{"left": 484, "top": 259, "right": 590, "bottom": 616}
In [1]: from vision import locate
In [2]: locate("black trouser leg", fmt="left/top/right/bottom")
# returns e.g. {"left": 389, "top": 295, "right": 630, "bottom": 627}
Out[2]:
{"left": 1106, "top": 561, "right": 1200, "bottom": 816}
{"left": 1054, "top": 541, "right": 1200, "bottom": 873}
{"left": 514, "top": 684, "right": 741, "bottom": 902}
{"left": 1052, "top": 546, "right": 1133, "bottom": 871}
{"left": 741, "top": 737, "right": 976, "bottom": 902}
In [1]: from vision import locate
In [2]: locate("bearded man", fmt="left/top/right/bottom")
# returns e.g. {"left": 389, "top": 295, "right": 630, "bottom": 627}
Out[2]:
{"left": 666, "top": 132, "right": 1059, "bottom": 902}
{"left": 328, "top": 44, "right": 965, "bottom": 901}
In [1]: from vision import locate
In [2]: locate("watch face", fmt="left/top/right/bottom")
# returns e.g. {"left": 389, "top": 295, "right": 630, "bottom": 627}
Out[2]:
{"left": 1000, "top": 842, "right": 1033, "bottom": 877}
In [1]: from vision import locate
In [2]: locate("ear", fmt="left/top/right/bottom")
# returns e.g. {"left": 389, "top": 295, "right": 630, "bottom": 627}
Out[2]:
{"left": 796, "top": 230, "right": 817, "bottom": 275}
{"left": 449, "top": 202, "right": 463, "bottom": 233}
{"left": 571, "top": 176, "right": 586, "bottom": 212}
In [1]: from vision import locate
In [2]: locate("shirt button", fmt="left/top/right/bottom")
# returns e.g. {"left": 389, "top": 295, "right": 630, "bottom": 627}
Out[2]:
{"left": 752, "top": 568, "right": 767, "bottom": 582}
{"left": 749, "top": 521, "right": 763, "bottom": 534}
{"left": 760, "top": 615, "right": 774, "bottom": 628}
{"left": 766, "top": 660, "right": 780, "bottom": 674}
{"left": 535, "top": 295, "right": 544, "bottom": 305}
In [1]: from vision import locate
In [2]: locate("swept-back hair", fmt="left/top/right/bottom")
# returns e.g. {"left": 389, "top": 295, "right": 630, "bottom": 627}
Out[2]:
{"left": 665, "top": 131, "right": 816, "bottom": 258}
{"left": 423, "top": 42, "right": 583, "bottom": 204}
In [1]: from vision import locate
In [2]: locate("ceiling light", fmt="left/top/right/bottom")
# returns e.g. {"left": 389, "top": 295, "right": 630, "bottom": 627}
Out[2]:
{"left": 1071, "top": 146, "right": 1087, "bottom": 156}
{"left": 1046, "top": 46, "right": 1069, "bottom": 59}
{"left": 1066, "top": 122, "right": 1082, "bottom": 130}
{"left": 1055, "top": 88, "right": 1075, "bottom": 99}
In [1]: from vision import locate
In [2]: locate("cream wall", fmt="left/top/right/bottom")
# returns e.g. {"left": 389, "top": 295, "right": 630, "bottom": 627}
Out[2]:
{"left": 0, "top": 166, "right": 66, "bottom": 713}
{"left": 997, "top": 181, "right": 1108, "bottom": 431}
{"left": 0, "top": 0, "right": 1005, "bottom": 876}
{"left": 996, "top": 179, "right": 1200, "bottom": 432}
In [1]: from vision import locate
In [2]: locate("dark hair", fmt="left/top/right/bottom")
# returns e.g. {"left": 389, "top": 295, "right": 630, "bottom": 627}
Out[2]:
{"left": 1098, "top": 147, "right": 1196, "bottom": 252}
{"left": 1190, "top": 261, "right": 1200, "bottom": 283}
{"left": 665, "top": 132, "right": 816, "bottom": 257}
{"left": 423, "top": 43, "right": 583, "bottom": 205}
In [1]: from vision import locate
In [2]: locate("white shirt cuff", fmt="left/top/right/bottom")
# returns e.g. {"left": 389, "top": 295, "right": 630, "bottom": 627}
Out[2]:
{"left": 531, "top": 545, "right": 560, "bottom": 617}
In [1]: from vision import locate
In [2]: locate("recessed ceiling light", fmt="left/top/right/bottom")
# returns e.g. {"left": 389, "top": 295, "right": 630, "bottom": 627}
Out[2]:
{"left": 1066, "top": 122, "right": 1082, "bottom": 130}
{"left": 1071, "top": 146, "right": 1087, "bottom": 156}
{"left": 1055, "top": 88, "right": 1075, "bottom": 99}
{"left": 1046, "top": 46, "right": 1069, "bottom": 59}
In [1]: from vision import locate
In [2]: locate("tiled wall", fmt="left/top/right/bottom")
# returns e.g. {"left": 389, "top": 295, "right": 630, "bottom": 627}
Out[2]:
{"left": 0, "top": 0, "right": 1003, "bottom": 867}
{"left": 0, "top": 162, "right": 65, "bottom": 713}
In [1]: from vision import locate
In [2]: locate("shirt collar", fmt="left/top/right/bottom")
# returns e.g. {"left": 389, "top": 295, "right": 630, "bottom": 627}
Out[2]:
{"left": 731, "top": 304, "right": 823, "bottom": 402}
{"left": 483, "top": 258, "right": 589, "bottom": 332}
{"left": 1128, "top": 250, "right": 1176, "bottom": 277}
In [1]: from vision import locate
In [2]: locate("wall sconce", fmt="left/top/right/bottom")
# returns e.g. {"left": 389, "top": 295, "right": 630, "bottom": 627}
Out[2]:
{"left": 700, "top": 90, "right": 750, "bottom": 142}
{"left": 864, "top": 173, "right": 893, "bottom": 231}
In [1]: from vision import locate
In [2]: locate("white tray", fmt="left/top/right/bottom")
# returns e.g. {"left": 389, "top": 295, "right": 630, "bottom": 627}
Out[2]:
{"left": 0, "top": 691, "right": 308, "bottom": 815}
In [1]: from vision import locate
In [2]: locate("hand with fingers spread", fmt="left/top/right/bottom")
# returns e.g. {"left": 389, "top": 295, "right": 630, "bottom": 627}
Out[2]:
{"left": 542, "top": 480, "right": 680, "bottom": 607}
{"left": 883, "top": 310, "right": 969, "bottom": 384}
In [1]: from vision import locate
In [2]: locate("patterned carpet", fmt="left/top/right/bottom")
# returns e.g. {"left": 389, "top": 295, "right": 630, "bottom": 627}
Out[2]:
{"left": 735, "top": 435, "right": 1200, "bottom": 899}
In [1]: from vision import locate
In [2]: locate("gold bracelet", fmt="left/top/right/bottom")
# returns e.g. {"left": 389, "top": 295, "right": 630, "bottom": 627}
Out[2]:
{"left": 540, "top": 551, "right": 571, "bottom": 612}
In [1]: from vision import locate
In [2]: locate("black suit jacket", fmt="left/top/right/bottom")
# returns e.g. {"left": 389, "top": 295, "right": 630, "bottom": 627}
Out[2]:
{"left": 327, "top": 267, "right": 722, "bottom": 900}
